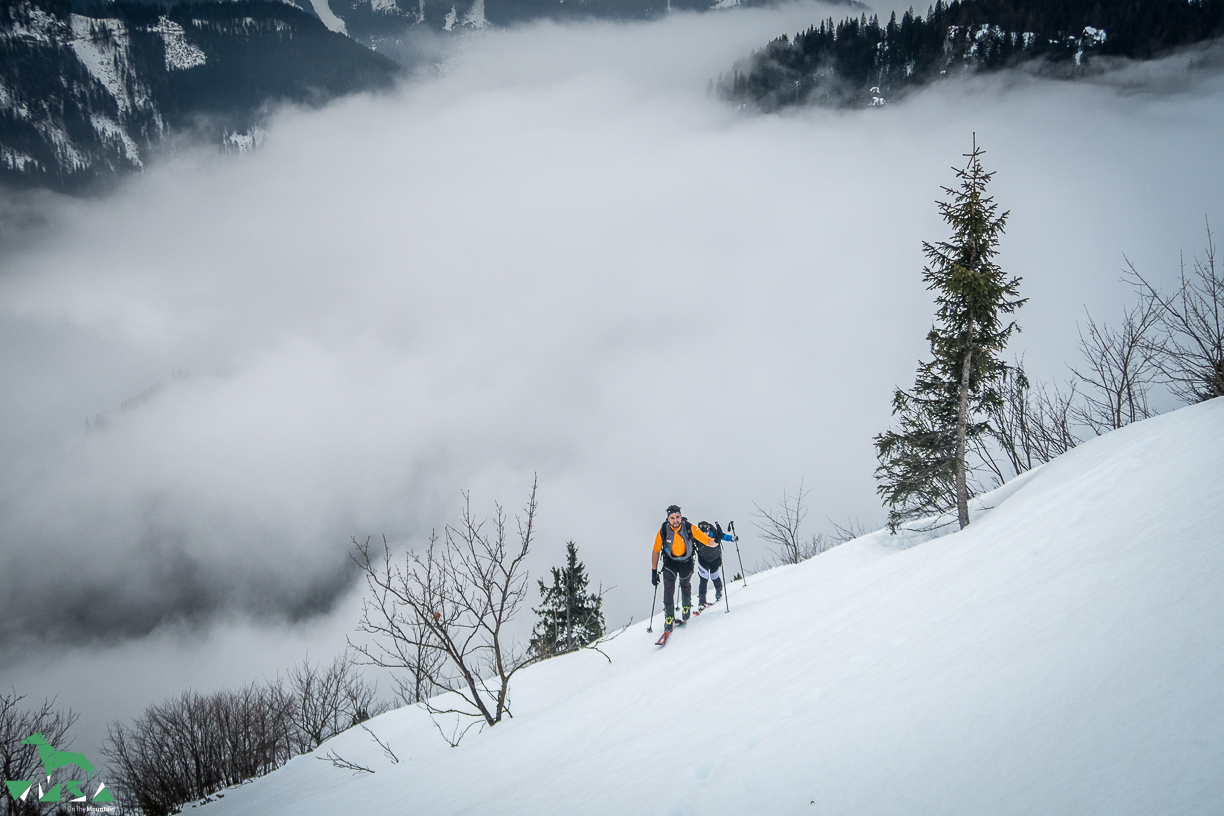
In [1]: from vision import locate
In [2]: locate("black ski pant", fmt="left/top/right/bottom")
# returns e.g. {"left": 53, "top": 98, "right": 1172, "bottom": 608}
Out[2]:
{"left": 697, "top": 560, "right": 723, "bottom": 605}
{"left": 661, "top": 557, "right": 693, "bottom": 629}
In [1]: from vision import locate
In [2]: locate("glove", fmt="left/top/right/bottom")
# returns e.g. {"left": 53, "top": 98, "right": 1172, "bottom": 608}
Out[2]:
{"left": 651, "top": 569, "right": 659, "bottom": 587}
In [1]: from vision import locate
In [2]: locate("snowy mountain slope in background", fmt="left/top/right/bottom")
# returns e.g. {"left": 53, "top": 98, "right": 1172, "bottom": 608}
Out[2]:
{"left": 197, "top": 398, "right": 1224, "bottom": 816}
{"left": 0, "top": 0, "right": 398, "bottom": 191}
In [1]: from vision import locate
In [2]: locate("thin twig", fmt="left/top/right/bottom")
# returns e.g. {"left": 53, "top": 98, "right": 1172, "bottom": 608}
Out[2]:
{"left": 360, "top": 725, "right": 399, "bottom": 765}
{"left": 581, "top": 618, "right": 632, "bottom": 664}
{"left": 319, "top": 750, "right": 374, "bottom": 775}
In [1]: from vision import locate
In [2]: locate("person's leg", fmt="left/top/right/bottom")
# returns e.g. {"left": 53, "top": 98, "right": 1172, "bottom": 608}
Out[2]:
{"left": 662, "top": 566, "right": 677, "bottom": 630}
{"left": 697, "top": 562, "right": 711, "bottom": 606}
{"left": 712, "top": 563, "right": 723, "bottom": 601}
{"left": 678, "top": 560, "right": 693, "bottom": 620}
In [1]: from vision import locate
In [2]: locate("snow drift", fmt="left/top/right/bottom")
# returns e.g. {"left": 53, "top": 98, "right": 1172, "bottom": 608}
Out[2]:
{"left": 195, "top": 398, "right": 1224, "bottom": 816}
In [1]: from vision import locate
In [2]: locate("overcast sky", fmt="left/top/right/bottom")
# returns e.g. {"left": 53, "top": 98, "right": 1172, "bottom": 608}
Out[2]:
{"left": 1, "top": 0, "right": 1222, "bottom": 763}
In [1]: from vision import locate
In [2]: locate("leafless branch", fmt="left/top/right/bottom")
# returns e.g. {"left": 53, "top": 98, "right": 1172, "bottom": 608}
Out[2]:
{"left": 581, "top": 616, "right": 630, "bottom": 664}
{"left": 1124, "top": 218, "right": 1224, "bottom": 404}
{"left": 1070, "top": 300, "right": 1162, "bottom": 433}
{"left": 359, "top": 725, "right": 398, "bottom": 765}
{"left": 318, "top": 750, "right": 374, "bottom": 775}
{"left": 981, "top": 365, "right": 1079, "bottom": 484}
{"left": 752, "top": 482, "right": 837, "bottom": 564}
{"left": 430, "top": 714, "right": 484, "bottom": 749}
{"left": 827, "top": 517, "right": 869, "bottom": 544}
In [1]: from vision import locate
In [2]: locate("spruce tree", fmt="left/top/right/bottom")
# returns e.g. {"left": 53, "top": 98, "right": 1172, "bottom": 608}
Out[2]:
{"left": 875, "top": 137, "right": 1025, "bottom": 532}
{"left": 529, "top": 541, "right": 605, "bottom": 657}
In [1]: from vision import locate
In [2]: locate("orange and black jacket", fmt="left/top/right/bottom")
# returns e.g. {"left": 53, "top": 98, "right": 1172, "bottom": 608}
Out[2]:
{"left": 653, "top": 517, "right": 717, "bottom": 564}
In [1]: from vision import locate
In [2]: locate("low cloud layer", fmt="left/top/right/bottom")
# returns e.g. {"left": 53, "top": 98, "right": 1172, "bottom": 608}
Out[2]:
{"left": 2, "top": 3, "right": 1223, "bottom": 659}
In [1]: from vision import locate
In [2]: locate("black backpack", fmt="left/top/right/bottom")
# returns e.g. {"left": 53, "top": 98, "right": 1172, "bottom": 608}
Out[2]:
{"left": 696, "top": 521, "right": 724, "bottom": 564}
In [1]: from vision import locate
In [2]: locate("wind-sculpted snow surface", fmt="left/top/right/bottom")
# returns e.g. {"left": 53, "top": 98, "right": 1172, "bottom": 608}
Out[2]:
{"left": 195, "top": 399, "right": 1224, "bottom": 815}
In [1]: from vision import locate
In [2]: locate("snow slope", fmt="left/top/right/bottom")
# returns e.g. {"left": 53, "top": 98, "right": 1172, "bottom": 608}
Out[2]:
{"left": 197, "top": 399, "right": 1224, "bottom": 816}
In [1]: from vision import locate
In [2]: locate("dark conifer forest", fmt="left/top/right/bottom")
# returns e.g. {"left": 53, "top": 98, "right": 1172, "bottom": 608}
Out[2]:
{"left": 1, "top": 0, "right": 400, "bottom": 191}
{"left": 720, "top": 0, "right": 1224, "bottom": 109}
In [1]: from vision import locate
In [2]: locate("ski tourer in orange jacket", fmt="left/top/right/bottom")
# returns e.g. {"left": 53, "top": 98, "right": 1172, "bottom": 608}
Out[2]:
{"left": 651, "top": 504, "right": 718, "bottom": 631}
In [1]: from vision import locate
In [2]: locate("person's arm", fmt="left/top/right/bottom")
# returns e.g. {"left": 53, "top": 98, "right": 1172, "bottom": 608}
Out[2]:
{"left": 652, "top": 530, "right": 663, "bottom": 569}
{"left": 691, "top": 524, "right": 716, "bottom": 547}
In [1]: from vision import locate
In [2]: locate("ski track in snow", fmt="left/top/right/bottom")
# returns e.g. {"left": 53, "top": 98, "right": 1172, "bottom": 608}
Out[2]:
{"left": 193, "top": 400, "right": 1224, "bottom": 816}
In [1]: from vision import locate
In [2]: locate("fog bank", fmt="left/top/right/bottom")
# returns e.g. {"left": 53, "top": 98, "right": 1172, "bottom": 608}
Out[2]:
{"left": 1, "top": 0, "right": 1222, "bottom": 761}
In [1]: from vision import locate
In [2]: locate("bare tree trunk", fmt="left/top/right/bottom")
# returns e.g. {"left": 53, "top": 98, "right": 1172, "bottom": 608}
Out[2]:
{"left": 955, "top": 316, "right": 975, "bottom": 530}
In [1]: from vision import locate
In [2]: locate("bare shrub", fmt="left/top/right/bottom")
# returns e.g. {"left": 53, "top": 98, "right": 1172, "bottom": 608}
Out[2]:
{"left": 1070, "top": 300, "right": 1162, "bottom": 433}
{"left": 752, "top": 483, "right": 836, "bottom": 565}
{"left": 981, "top": 366, "right": 1080, "bottom": 484}
{"left": 288, "top": 651, "right": 386, "bottom": 753}
{"left": 103, "top": 683, "right": 294, "bottom": 816}
{"left": 1126, "top": 219, "right": 1224, "bottom": 403}
{"left": 828, "top": 517, "right": 869, "bottom": 544}
{"left": 101, "top": 649, "right": 385, "bottom": 815}
{"left": 1, "top": 690, "right": 79, "bottom": 816}
{"left": 350, "top": 479, "right": 539, "bottom": 744}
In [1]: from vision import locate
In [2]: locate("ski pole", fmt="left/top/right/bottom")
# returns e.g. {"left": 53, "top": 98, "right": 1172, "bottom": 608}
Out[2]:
{"left": 729, "top": 520, "right": 747, "bottom": 587}
{"left": 646, "top": 577, "right": 659, "bottom": 633}
{"left": 723, "top": 565, "right": 731, "bottom": 613}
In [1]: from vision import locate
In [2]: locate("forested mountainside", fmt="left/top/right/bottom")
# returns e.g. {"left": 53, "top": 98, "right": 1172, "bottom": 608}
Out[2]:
{"left": 105, "top": 0, "right": 819, "bottom": 58}
{"left": 324, "top": 0, "right": 790, "bottom": 50}
{"left": 0, "top": 0, "right": 399, "bottom": 192}
{"left": 721, "top": 0, "right": 1224, "bottom": 109}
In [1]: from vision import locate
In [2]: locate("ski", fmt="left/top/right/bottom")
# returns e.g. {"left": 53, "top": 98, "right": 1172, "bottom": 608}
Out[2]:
{"left": 656, "top": 602, "right": 718, "bottom": 645}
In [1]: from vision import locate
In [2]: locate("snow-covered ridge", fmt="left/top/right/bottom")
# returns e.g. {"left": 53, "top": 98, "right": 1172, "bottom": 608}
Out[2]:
{"left": 70, "top": 15, "right": 139, "bottom": 113}
{"left": 189, "top": 17, "right": 295, "bottom": 35}
{"left": 90, "top": 113, "right": 142, "bottom": 166}
{"left": 0, "top": 2, "right": 197, "bottom": 183}
{"left": 35, "top": 119, "right": 87, "bottom": 171}
{"left": 0, "top": 145, "right": 37, "bottom": 171}
{"left": 308, "top": 0, "right": 347, "bottom": 34}
{"left": 2, "top": 0, "right": 397, "bottom": 188}
{"left": 193, "top": 399, "right": 1224, "bottom": 816}
{"left": 942, "top": 22, "right": 1110, "bottom": 67}
{"left": 64, "top": 12, "right": 164, "bottom": 163}
{"left": 0, "top": 5, "right": 65, "bottom": 42}
{"left": 460, "top": 0, "right": 488, "bottom": 30}
{"left": 223, "top": 127, "right": 267, "bottom": 154}
{"left": 438, "top": 0, "right": 488, "bottom": 32}
{"left": 152, "top": 16, "right": 207, "bottom": 71}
